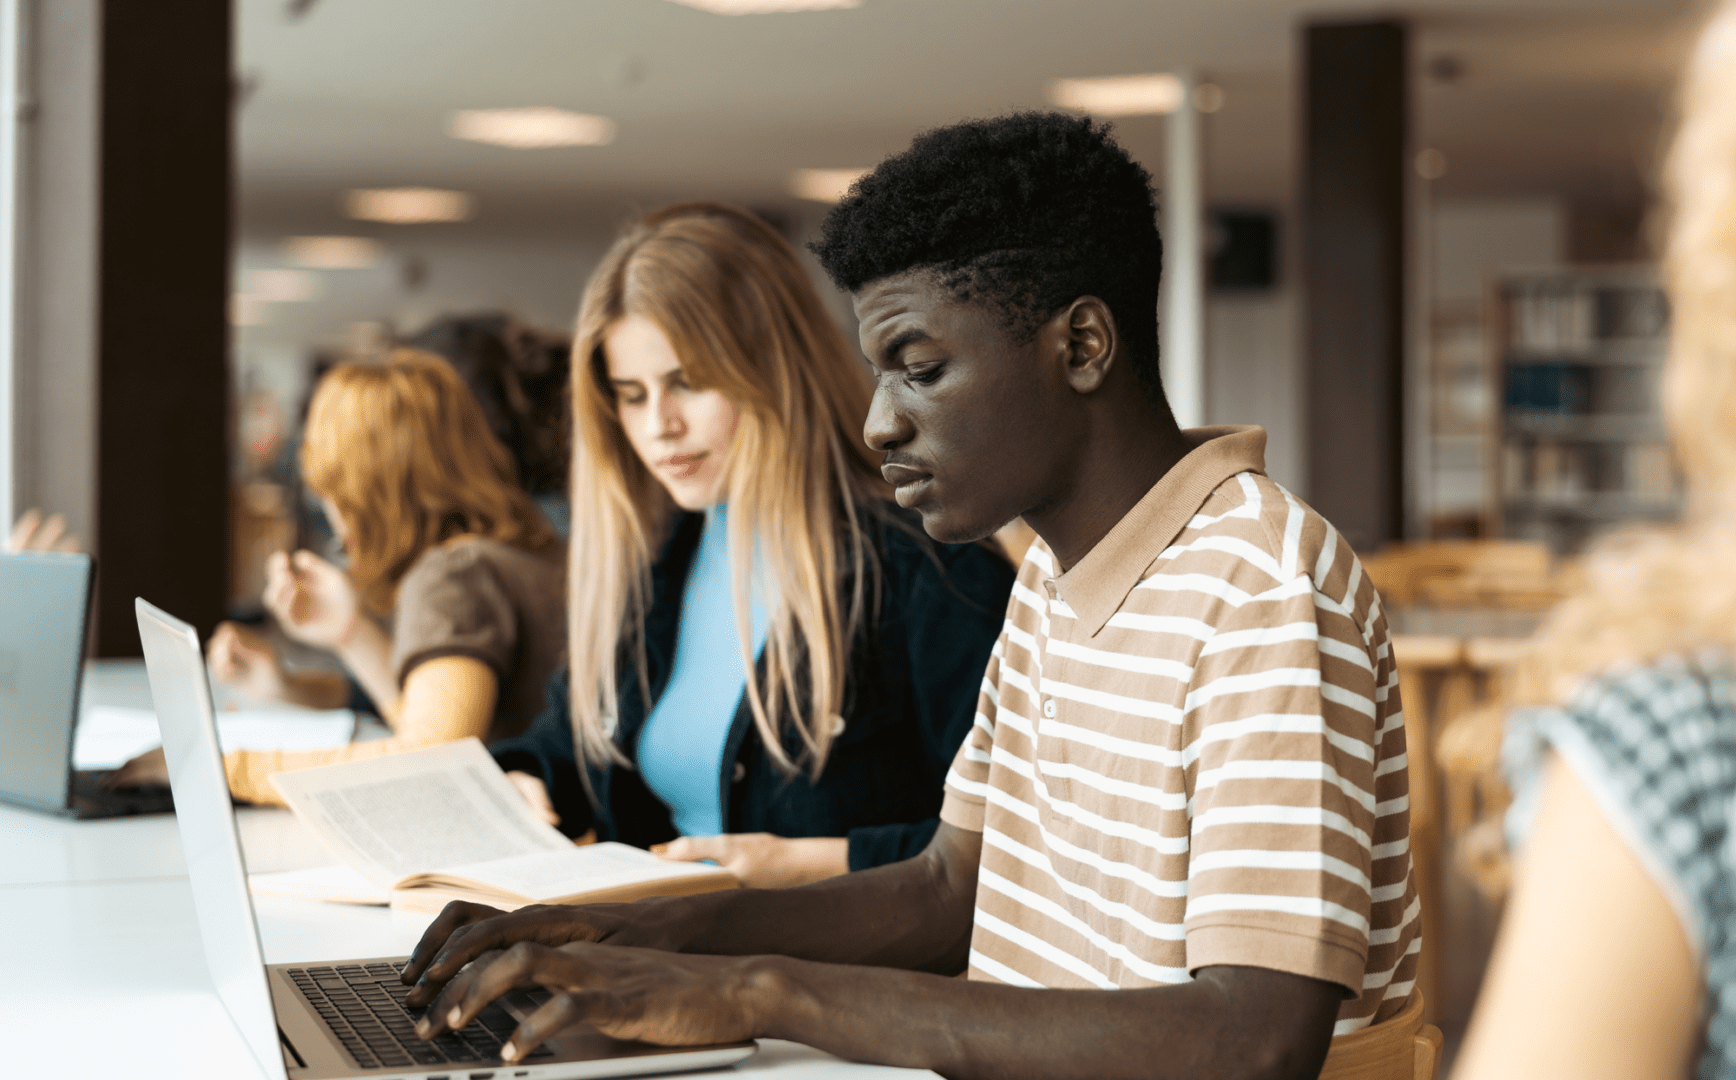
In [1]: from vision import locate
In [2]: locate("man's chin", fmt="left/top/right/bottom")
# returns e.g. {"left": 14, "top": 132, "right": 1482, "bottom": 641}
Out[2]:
{"left": 911, "top": 503, "right": 1005, "bottom": 546}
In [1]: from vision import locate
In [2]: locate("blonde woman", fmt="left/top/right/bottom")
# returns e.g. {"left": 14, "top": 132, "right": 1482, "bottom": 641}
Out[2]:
{"left": 489, "top": 203, "right": 1014, "bottom": 888}
{"left": 1455, "top": 7, "right": 1736, "bottom": 1078}
{"left": 111, "top": 350, "right": 567, "bottom": 804}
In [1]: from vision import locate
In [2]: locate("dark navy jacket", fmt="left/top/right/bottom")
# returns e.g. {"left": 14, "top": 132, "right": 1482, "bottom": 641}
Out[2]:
{"left": 489, "top": 505, "right": 1015, "bottom": 871}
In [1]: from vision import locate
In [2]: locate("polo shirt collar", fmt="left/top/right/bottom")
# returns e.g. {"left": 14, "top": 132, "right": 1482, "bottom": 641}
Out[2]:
{"left": 1053, "top": 425, "right": 1268, "bottom": 638}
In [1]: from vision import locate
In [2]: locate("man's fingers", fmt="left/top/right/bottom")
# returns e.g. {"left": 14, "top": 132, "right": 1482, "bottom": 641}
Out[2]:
{"left": 506, "top": 772, "right": 559, "bottom": 827}
{"left": 504, "top": 991, "right": 598, "bottom": 1063}
{"left": 424, "top": 942, "right": 550, "bottom": 1038}
{"left": 402, "top": 901, "right": 503, "bottom": 988}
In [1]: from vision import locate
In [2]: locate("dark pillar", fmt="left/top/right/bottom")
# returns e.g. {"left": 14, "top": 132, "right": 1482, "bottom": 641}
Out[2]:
{"left": 1302, "top": 21, "right": 1408, "bottom": 552}
{"left": 94, "top": 0, "right": 232, "bottom": 655}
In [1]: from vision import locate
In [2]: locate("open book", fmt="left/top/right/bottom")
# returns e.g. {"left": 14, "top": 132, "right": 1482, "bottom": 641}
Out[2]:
{"left": 251, "top": 738, "right": 736, "bottom": 913}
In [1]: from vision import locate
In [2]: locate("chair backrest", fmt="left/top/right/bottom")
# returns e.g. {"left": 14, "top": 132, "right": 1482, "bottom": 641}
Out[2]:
{"left": 1318, "top": 993, "right": 1443, "bottom": 1080}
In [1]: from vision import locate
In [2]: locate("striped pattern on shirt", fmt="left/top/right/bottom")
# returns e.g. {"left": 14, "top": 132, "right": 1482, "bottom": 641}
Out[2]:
{"left": 940, "top": 427, "right": 1419, "bottom": 1035}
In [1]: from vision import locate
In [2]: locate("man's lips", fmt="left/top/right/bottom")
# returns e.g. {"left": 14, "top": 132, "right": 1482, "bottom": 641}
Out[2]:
{"left": 881, "top": 462, "right": 930, "bottom": 489}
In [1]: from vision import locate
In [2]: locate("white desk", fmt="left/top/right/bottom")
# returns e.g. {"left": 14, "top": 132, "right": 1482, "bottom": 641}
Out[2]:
{"left": 0, "top": 660, "right": 934, "bottom": 1079}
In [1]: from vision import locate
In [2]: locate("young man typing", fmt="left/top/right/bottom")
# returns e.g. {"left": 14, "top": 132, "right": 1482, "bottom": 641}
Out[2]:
{"left": 401, "top": 112, "right": 1418, "bottom": 1080}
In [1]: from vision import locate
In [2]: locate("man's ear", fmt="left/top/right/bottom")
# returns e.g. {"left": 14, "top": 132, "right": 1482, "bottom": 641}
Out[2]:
{"left": 1052, "top": 296, "right": 1117, "bottom": 394}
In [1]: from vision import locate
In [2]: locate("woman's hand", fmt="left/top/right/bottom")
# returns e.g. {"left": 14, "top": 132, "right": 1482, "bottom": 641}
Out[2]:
{"left": 262, "top": 550, "right": 362, "bottom": 650}
{"left": 416, "top": 941, "right": 762, "bottom": 1059}
{"left": 207, "top": 621, "right": 291, "bottom": 701}
{"left": 507, "top": 771, "right": 560, "bottom": 827}
{"left": 653, "top": 833, "right": 848, "bottom": 889}
{"left": 107, "top": 746, "right": 168, "bottom": 789}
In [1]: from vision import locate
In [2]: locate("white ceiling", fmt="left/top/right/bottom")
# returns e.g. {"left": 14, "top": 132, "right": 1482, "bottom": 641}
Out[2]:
{"left": 237, "top": 0, "right": 1702, "bottom": 238}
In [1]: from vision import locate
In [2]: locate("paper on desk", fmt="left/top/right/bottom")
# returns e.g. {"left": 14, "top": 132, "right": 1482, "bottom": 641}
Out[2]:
{"left": 249, "top": 863, "right": 389, "bottom": 906}
{"left": 73, "top": 705, "right": 357, "bottom": 769}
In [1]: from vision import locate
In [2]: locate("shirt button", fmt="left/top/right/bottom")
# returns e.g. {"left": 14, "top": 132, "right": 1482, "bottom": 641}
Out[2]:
{"left": 1043, "top": 699, "right": 1057, "bottom": 718}
{"left": 732, "top": 762, "right": 746, "bottom": 783}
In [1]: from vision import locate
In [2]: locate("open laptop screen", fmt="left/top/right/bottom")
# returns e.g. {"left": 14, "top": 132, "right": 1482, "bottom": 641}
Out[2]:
{"left": 137, "top": 598, "right": 287, "bottom": 1080}
{"left": 0, "top": 553, "right": 93, "bottom": 811}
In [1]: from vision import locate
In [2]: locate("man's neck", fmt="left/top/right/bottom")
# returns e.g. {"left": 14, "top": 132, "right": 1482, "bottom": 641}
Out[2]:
{"left": 1024, "top": 410, "right": 1193, "bottom": 573}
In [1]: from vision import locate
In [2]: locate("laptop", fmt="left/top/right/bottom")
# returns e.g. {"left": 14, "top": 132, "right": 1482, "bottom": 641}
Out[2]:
{"left": 0, "top": 551, "right": 175, "bottom": 818}
{"left": 136, "top": 597, "right": 757, "bottom": 1080}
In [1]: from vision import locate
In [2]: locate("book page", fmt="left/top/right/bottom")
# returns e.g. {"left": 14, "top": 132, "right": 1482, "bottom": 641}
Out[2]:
{"left": 269, "top": 738, "right": 572, "bottom": 888}
{"left": 417, "top": 842, "right": 730, "bottom": 902}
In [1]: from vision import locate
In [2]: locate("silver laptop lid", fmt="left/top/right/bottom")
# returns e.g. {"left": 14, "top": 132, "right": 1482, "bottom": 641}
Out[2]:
{"left": 0, "top": 552, "right": 93, "bottom": 811}
{"left": 136, "top": 597, "right": 287, "bottom": 1080}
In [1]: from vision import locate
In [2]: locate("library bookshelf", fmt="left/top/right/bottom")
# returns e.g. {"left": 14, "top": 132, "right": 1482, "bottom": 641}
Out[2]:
{"left": 1486, "top": 267, "right": 1680, "bottom": 554}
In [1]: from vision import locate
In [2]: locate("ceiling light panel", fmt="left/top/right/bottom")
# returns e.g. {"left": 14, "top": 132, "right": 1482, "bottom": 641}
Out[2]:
{"left": 790, "top": 167, "right": 868, "bottom": 203}
{"left": 450, "top": 107, "right": 616, "bottom": 149}
{"left": 283, "top": 235, "right": 381, "bottom": 269}
{"left": 1050, "top": 74, "right": 1184, "bottom": 117}
{"left": 345, "top": 188, "right": 474, "bottom": 224}
{"left": 669, "top": 0, "right": 859, "bottom": 13}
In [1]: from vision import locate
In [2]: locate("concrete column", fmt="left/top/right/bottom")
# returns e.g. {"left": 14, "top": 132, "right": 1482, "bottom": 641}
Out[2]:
{"left": 1162, "top": 71, "right": 1205, "bottom": 430}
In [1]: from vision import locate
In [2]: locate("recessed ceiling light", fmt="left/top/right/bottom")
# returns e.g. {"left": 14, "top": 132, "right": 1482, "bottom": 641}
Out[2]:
{"left": 1050, "top": 74, "right": 1185, "bottom": 117}
{"left": 450, "top": 107, "right": 616, "bottom": 149}
{"left": 670, "top": 0, "right": 859, "bottom": 12}
{"left": 283, "top": 235, "right": 381, "bottom": 269}
{"left": 345, "top": 188, "right": 474, "bottom": 224}
{"left": 243, "top": 268, "right": 322, "bottom": 303}
{"left": 790, "top": 167, "right": 868, "bottom": 203}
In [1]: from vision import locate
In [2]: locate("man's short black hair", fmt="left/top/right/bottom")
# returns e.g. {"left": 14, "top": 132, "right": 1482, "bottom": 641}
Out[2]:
{"left": 812, "top": 111, "right": 1165, "bottom": 400}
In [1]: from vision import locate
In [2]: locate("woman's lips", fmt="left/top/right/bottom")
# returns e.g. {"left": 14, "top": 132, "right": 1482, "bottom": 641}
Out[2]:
{"left": 657, "top": 452, "right": 709, "bottom": 480}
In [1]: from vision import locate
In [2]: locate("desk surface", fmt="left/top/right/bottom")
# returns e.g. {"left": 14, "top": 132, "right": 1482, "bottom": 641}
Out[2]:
{"left": 0, "top": 661, "right": 934, "bottom": 1078}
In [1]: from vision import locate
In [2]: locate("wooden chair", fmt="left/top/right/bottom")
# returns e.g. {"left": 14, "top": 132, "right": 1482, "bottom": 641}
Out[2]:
{"left": 1319, "top": 993, "right": 1443, "bottom": 1080}
{"left": 1363, "top": 540, "right": 1558, "bottom": 610}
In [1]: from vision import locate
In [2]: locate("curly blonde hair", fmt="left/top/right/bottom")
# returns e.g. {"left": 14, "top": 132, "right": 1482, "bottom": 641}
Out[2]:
{"left": 1507, "top": 3, "right": 1736, "bottom": 709}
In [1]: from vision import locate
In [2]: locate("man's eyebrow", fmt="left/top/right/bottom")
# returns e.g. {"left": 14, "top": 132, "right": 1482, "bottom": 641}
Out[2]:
{"left": 877, "top": 328, "right": 932, "bottom": 367}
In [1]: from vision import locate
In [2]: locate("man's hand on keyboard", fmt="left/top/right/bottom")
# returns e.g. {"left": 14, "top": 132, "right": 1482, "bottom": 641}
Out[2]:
{"left": 413, "top": 941, "right": 759, "bottom": 1058}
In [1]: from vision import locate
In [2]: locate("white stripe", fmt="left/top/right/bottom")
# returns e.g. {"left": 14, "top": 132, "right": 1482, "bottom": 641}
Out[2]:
{"left": 1046, "top": 636, "right": 1194, "bottom": 681}
{"left": 1191, "top": 713, "right": 1375, "bottom": 765}
{"left": 1039, "top": 718, "right": 1185, "bottom": 766}
{"left": 1046, "top": 677, "right": 1184, "bottom": 723}
{"left": 968, "top": 948, "right": 1043, "bottom": 988}
{"left": 972, "top": 907, "right": 1116, "bottom": 989}
{"left": 1103, "top": 612, "right": 1216, "bottom": 640}
{"left": 1195, "top": 758, "right": 1376, "bottom": 814}
{"left": 1036, "top": 758, "right": 1190, "bottom": 810}
{"left": 1198, "top": 621, "right": 1318, "bottom": 657}
{"left": 1186, "top": 667, "right": 1322, "bottom": 714}
{"left": 1367, "top": 896, "right": 1422, "bottom": 945}
{"left": 1026, "top": 544, "right": 1056, "bottom": 577}
{"left": 1161, "top": 534, "right": 1286, "bottom": 583}
{"left": 1373, "top": 752, "right": 1407, "bottom": 778}
{"left": 1193, "top": 804, "right": 1372, "bottom": 849}
{"left": 978, "top": 867, "right": 1191, "bottom": 983}
{"left": 1188, "top": 848, "right": 1372, "bottom": 892}
{"left": 986, "top": 819, "right": 1191, "bottom": 902}
{"left": 1030, "top": 772, "right": 1193, "bottom": 855}
{"left": 944, "top": 767, "right": 992, "bottom": 798}
{"left": 1371, "top": 837, "right": 1410, "bottom": 860}
{"left": 1318, "top": 635, "right": 1376, "bottom": 674}
{"left": 1186, "top": 893, "right": 1370, "bottom": 936}
{"left": 1280, "top": 489, "right": 1305, "bottom": 578}
{"left": 1134, "top": 573, "right": 1255, "bottom": 606}
{"left": 1320, "top": 681, "right": 1377, "bottom": 719}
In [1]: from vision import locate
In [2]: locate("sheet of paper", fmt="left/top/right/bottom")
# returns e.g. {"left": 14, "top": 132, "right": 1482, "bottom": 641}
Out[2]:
{"left": 72, "top": 704, "right": 357, "bottom": 769}
{"left": 269, "top": 738, "right": 573, "bottom": 889}
{"left": 249, "top": 864, "right": 389, "bottom": 906}
{"left": 433, "top": 842, "right": 725, "bottom": 902}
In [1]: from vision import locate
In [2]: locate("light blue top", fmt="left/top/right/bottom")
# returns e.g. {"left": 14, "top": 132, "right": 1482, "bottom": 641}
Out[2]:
{"left": 637, "top": 505, "right": 771, "bottom": 838}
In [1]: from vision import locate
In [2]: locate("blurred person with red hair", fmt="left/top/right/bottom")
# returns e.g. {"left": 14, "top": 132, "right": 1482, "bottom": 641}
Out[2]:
{"left": 110, "top": 349, "right": 567, "bottom": 804}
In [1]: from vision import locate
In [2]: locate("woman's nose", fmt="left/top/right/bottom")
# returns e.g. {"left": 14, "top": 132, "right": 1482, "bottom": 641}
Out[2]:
{"left": 653, "top": 391, "right": 685, "bottom": 439}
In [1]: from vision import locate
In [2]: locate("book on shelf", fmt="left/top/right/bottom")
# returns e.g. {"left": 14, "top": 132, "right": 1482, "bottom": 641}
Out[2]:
{"left": 248, "top": 737, "right": 736, "bottom": 912}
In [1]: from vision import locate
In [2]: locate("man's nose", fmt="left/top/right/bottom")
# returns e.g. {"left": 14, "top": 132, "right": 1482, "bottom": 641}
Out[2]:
{"left": 863, "top": 382, "right": 910, "bottom": 452}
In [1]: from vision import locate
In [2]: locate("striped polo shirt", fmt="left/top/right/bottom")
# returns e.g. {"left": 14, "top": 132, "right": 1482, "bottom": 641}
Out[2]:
{"left": 942, "top": 425, "right": 1419, "bottom": 1034}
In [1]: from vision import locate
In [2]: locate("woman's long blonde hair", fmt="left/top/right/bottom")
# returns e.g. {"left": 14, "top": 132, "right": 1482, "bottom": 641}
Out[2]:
{"left": 568, "top": 203, "right": 885, "bottom": 778}
{"left": 301, "top": 348, "right": 558, "bottom": 612}
{"left": 1504, "top": 3, "right": 1736, "bottom": 712}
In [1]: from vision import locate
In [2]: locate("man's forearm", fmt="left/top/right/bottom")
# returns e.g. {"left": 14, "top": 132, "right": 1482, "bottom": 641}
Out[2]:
{"left": 743, "top": 960, "right": 1342, "bottom": 1080}
{"left": 637, "top": 831, "right": 976, "bottom": 973}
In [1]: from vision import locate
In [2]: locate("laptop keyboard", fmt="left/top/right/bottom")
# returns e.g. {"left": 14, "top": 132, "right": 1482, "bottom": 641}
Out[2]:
{"left": 287, "top": 962, "right": 556, "bottom": 1071}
